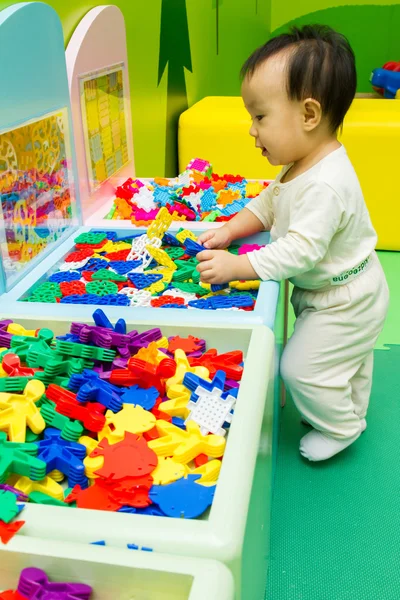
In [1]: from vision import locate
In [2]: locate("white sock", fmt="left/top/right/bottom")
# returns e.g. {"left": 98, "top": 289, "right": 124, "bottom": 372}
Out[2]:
{"left": 300, "top": 427, "right": 362, "bottom": 462}
{"left": 301, "top": 417, "right": 367, "bottom": 433}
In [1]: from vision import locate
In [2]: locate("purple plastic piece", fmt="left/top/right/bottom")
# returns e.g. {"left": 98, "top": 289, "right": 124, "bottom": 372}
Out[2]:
{"left": 17, "top": 566, "right": 92, "bottom": 599}
{"left": 70, "top": 323, "right": 135, "bottom": 355}
{"left": 127, "top": 328, "right": 163, "bottom": 353}
{"left": 0, "top": 331, "right": 12, "bottom": 348}
{"left": 0, "top": 319, "right": 13, "bottom": 330}
{"left": 0, "top": 483, "right": 29, "bottom": 501}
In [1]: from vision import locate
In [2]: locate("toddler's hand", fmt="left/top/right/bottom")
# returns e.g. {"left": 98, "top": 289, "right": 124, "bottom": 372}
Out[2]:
{"left": 197, "top": 226, "right": 232, "bottom": 249}
{"left": 196, "top": 249, "right": 239, "bottom": 285}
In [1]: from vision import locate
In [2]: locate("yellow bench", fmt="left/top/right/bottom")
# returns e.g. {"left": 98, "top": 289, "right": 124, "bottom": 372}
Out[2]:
{"left": 179, "top": 96, "right": 400, "bottom": 250}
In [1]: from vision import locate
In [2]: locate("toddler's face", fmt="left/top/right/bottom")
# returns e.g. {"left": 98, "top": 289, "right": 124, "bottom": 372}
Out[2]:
{"left": 242, "top": 53, "right": 307, "bottom": 166}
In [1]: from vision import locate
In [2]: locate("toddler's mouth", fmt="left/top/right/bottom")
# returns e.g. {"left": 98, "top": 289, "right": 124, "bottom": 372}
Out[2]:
{"left": 262, "top": 147, "right": 269, "bottom": 156}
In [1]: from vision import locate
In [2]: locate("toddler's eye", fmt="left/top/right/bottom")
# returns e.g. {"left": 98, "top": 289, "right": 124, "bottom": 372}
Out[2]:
{"left": 256, "top": 115, "right": 264, "bottom": 121}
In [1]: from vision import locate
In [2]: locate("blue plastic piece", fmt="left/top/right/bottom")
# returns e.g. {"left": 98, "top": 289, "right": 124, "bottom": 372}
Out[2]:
{"left": 71, "top": 370, "right": 123, "bottom": 412}
{"left": 128, "top": 273, "right": 163, "bottom": 289}
{"left": 210, "top": 283, "right": 229, "bottom": 292}
{"left": 163, "top": 232, "right": 180, "bottom": 246}
{"left": 97, "top": 294, "right": 131, "bottom": 307}
{"left": 91, "top": 540, "right": 106, "bottom": 545}
{"left": 121, "top": 385, "right": 159, "bottom": 410}
{"left": 108, "top": 260, "right": 142, "bottom": 274}
{"left": 35, "top": 428, "right": 87, "bottom": 488}
{"left": 56, "top": 333, "right": 81, "bottom": 343}
{"left": 183, "top": 371, "right": 226, "bottom": 402}
{"left": 49, "top": 271, "right": 80, "bottom": 283}
{"left": 78, "top": 258, "right": 109, "bottom": 272}
{"left": 184, "top": 239, "right": 205, "bottom": 257}
{"left": 60, "top": 294, "right": 101, "bottom": 305}
{"left": 127, "top": 543, "right": 139, "bottom": 550}
{"left": 135, "top": 505, "right": 166, "bottom": 517}
{"left": 370, "top": 68, "right": 400, "bottom": 98}
{"left": 188, "top": 294, "right": 254, "bottom": 310}
{"left": 220, "top": 200, "right": 245, "bottom": 216}
{"left": 172, "top": 417, "right": 186, "bottom": 429}
{"left": 92, "top": 308, "right": 126, "bottom": 334}
{"left": 161, "top": 304, "right": 188, "bottom": 309}
{"left": 118, "top": 506, "right": 137, "bottom": 514}
{"left": 149, "top": 475, "right": 216, "bottom": 519}
{"left": 200, "top": 188, "right": 217, "bottom": 212}
{"left": 153, "top": 189, "right": 172, "bottom": 206}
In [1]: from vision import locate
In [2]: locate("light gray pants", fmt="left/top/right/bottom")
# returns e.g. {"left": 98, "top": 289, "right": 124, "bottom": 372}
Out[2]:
{"left": 281, "top": 252, "right": 389, "bottom": 440}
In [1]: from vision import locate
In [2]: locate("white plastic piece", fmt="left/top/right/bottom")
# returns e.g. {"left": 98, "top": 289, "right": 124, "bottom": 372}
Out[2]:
{"left": 119, "top": 287, "right": 152, "bottom": 306}
{"left": 178, "top": 170, "right": 191, "bottom": 187}
{"left": 185, "top": 384, "right": 236, "bottom": 437}
{"left": 59, "top": 258, "right": 89, "bottom": 271}
{"left": 164, "top": 288, "right": 197, "bottom": 303}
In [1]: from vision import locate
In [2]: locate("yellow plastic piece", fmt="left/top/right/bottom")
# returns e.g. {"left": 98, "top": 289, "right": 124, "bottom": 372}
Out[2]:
{"left": 146, "top": 245, "right": 177, "bottom": 271}
{"left": 176, "top": 229, "right": 197, "bottom": 244}
{"left": 93, "top": 253, "right": 110, "bottom": 261}
{"left": 146, "top": 266, "right": 174, "bottom": 284}
{"left": 7, "top": 473, "right": 64, "bottom": 501}
{"left": 0, "top": 362, "right": 7, "bottom": 378}
{"left": 159, "top": 385, "right": 191, "bottom": 419}
{"left": 134, "top": 341, "right": 165, "bottom": 365}
{"left": 48, "top": 469, "right": 64, "bottom": 483}
{"left": 0, "top": 380, "right": 46, "bottom": 442}
{"left": 99, "top": 404, "right": 156, "bottom": 444}
{"left": 7, "top": 324, "right": 37, "bottom": 337}
{"left": 246, "top": 181, "right": 265, "bottom": 197}
{"left": 146, "top": 207, "right": 172, "bottom": 240}
{"left": 151, "top": 457, "right": 188, "bottom": 485}
{"left": 148, "top": 420, "right": 226, "bottom": 464}
{"left": 147, "top": 281, "right": 166, "bottom": 295}
{"left": 179, "top": 96, "right": 400, "bottom": 250}
{"left": 109, "top": 241, "right": 132, "bottom": 252}
{"left": 166, "top": 349, "right": 209, "bottom": 392}
{"left": 190, "top": 459, "right": 222, "bottom": 485}
{"left": 229, "top": 279, "right": 261, "bottom": 291}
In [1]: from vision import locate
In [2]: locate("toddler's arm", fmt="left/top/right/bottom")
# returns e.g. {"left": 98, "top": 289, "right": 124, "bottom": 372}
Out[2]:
{"left": 198, "top": 208, "right": 265, "bottom": 249}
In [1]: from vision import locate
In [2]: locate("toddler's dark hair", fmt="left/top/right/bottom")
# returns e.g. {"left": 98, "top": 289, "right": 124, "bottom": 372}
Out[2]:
{"left": 241, "top": 24, "right": 357, "bottom": 132}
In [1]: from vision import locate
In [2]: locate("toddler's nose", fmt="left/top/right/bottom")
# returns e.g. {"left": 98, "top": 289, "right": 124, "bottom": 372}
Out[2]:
{"left": 249, "top": 121, "right": 258, "bottom": 138}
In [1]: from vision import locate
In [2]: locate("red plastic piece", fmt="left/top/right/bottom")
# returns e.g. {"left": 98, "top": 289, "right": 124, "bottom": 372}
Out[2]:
{"left": 65, "top": 249, "right": 94, "bottom": 263}
{"left": 189, "top": 349, "right": 243, "bottom": 380}
{"left": 66, "top": 482, "right": 122, "bottom": 512}
{"left": 2, "top": 354, "right": 38, "bottom": 377}
{"left": 0, "top": 520, "right": 25, "bottom": 544}
{"left": 81, "top": 271, "right": 94, "bottom": 282}
{"left": 75, "top": 240, "right": 107, "bottom": 250}
{"left": 110, "top": 358, "right": 176, "bottom": 395}
{"left": 46, "top": 384, "right": 106, "bottom": 432}
{"left": 110, "top": 475, "right": 153, "bottom": 508}
{"left": 91, "top": 433, "right": 158, "bottom": 480}
{"left": 0, "top": 591, "right": 27, "bottom": 600}
{"left": 194, "top": 454, "right": 209, "bottom": 468}
{"left": 168, "top": 335, "right": 203, "bottom": 354}
{"left": 59, "top": 281, "right": 86, "bottom": 296}
{"left": 104, "top": 249, "right": 131, "bottom": 261}
{"left": 151, "top": 296, "right": 185, "bottom": 308}
{"left": 143, "top": 426, "right": 161, "bottom": 441}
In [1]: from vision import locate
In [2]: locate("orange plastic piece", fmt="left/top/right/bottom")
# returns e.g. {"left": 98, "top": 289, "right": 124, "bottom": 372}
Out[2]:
{"left": 168, "top": 336, "right": 203, "bottom": 354}
{"left": 114, "top": 198, "right": 133, "bottom": 219}
{"left": 217, "top": 189, "right": 241, "bottom": 206}
{"left": 154, "top": 177, "right": 171, "bottom": 186}
{"left": 212, "top": 179, "right": 227, "bottom": 193}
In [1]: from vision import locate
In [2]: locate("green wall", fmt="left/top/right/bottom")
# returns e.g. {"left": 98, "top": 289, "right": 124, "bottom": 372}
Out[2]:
{"left": 2, "top": 1, "right": 399, "bottom": 177}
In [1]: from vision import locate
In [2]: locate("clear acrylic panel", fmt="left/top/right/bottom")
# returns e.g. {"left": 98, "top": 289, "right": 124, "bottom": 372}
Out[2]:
{"left": 0, "top": 108, "right": 78, "bottom": 290}
{"left": 80, "top": 63, "right": 131, "bottom": 194}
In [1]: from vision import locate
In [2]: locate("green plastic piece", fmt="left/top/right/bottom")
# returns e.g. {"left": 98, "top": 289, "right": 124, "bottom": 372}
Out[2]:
{"left": 171, "top": 282, "right": 209, "bottom": 296}
{"left": 175, "top": 258, "right": 198, "bottom": 268}
{"left": 91, "top": 269, "right": 127, "bottom": 282}
{"left": 86, "top": 280, "right": 118, "bottom": 296}
{"left": 40, "top": 403, "right": 84, "bottom": 441}
{"left": 0, "top": 377, "right": 32, "bottom": 393}
{"left": 25, "top": 294, "right": 58, "bottom": 303}
{"left": 54, "top": 340, "right": 116, "bottom": 362}
{"left": 105, "top": 205, "right": 116, "bottom": 219}
{"left": 33, "top": 282, "right": 62, "bottom": 298}
{"left": 0, "top": 432, "right": 45, "bottom": 483}
{"left": 29, "top": 491, "right": 70, "bottom": 507}
{"left": 74, "top": 232, "right": 106, "bottom": 245}
{"left": 0, "top": 490, "right": 21, "bottom": 523}
{"left": 172, "top": 265, "right": 196, "bottom": 282}
{"left": 227, "top": 245, "right": 240, "bottom": 255}
{"left": 28, "top": 348, "right": 91, "bottom": 378}
{"left": 25, "top": 429, "right": 41, "bottom": 443}
{"left": 203, "top": 210, "right": 220, "bottom": 222}
{"left": 165, "top": 246, "right": 185, "bottom": 259}
{"left": 191, "top": 268, "right": 200, "bottom": 284}
{"left": 11, "top": 334, "right": 53, "bottom": 362}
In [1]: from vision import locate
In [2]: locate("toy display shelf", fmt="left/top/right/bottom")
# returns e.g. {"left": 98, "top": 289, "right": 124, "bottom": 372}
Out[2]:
{"left": 2, "top": 314, "right": 275, "bottom": 600}
{"left": 1, "top": 537, "right": 234, "bottom": 600}
{"left": 84, "top": 177, "right": 272, "bottom": 231}
{"left": 1, "top": 226, "right": 279, "bottom": 329}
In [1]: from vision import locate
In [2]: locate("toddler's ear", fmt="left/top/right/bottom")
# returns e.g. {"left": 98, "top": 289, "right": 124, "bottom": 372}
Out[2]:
{"left": 303, "top": 98, "right": 322, "bottom": 131}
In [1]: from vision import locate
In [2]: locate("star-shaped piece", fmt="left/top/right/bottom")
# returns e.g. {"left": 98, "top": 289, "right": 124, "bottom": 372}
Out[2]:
{"left": 0, "top": 380, "right": 46, "bottom": 442}
{"left": 35, "top": 428, "right": 86, "bottom": 488}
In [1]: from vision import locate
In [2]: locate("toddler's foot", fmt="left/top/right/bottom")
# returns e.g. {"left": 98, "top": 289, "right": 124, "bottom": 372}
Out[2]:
{"left": 301, "top": 417, "right": 367, "bottom": 432}
{"left": 300, "top": 427, "right": 363, "bottom": 462}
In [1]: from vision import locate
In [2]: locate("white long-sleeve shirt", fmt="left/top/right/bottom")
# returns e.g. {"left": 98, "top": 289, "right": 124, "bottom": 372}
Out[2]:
{"left": 246, "top": 145, "right": 377, "bottom": 290}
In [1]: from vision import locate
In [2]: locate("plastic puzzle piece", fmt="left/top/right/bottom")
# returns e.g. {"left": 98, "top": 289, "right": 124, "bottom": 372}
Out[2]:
{"left": 74, "top": 232, "right": 106, "bottom": 246}
{"left": 120, "top": 385, "right": 159, "bottom": 410}
{"left": 86, "top": 280, "right": 118, "bottom": 296}
{"left": 176, "top": 229, "right": 197, "bottom": 244}
{"left": 59, "top": 281, "right": 87, "bottom": 296}
{"left": 151, "top": 457, "right": 187, "bottom": 485}
{"left": 17, "top": 566, "right": 92, "bottom": 600}
{"left": 111, "top": 358, "right": 176, "bottom": 395}
{"left": 148, "top": 420, "right": 226, "bottom": 464}
{"left": 159, "top": 385, "right": 191, "bottom": 419}
{"left": 149, "top": 474, "right": 215, "bottom": 519}
{"left": 91, "top": 269, "right": 127, "bottom": 282}
{"left": 189, "top": 459, "right": 221, "bottom": 485}
{"left": 146, "top": 207, "right": 173, "bottom": 239}
{"left": 2, "top": 354, "right": 37, "bottom": 377}
{"left": 45, "top": 385, "right": 106, "bottom": 433}
{"left": 53, "top": 341, "right": 116, "bottom": 362}
{"left": 128, "top": 273, "right": 163, "bottom": 290}
{"left": 183, "top": 238, "right": 205, "bottom": 257}
{"left": 0, "top": 519, "right": 25, "bottom": 544}
{"left": 35, "top": 429, "right": 87, "bottom": 488}
{"left": 92, "top": 308, "right": 126, "bottom": 334}
{"left": 90, "top": 433, "right": 158, "bottom": 480}
{"left": 0, "top": 490, "right": 23, "bottom": 523}
{"left": 189, "top": 348, "right": 243, "bottom": 380}
{"left": 0, "top": 380, "right": 46, "bottom": 442}
{"left": 0, "top": 432, "right": 45, "bottom": 483}
{"left": 166, "top": 349, "right": 209, "bottom": 391}
{"left": 40, "top": 403, "right": 84, "bottom": 442}
{"left": 7, "top": 473, "right": 64, "bottom": 502}
{"left": 168, "top": 336, "right": 204, "bottom": 354}
{"left": 100, "top": 404, "right": 156, "bottom": 442}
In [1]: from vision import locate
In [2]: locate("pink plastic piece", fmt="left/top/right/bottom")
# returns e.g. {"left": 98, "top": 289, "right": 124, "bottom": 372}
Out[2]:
{"left": 238, "top": 244, "right": 264, "bottom": 255}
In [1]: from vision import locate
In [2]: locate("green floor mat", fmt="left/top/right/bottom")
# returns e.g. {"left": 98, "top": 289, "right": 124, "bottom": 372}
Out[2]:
{"left": 266, "top": 251, "right": 400, "bottom": 599}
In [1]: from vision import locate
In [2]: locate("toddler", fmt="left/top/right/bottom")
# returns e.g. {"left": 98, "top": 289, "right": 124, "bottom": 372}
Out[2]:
{"left": 197, "top": 24, "right": 389, "bottom": 462}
